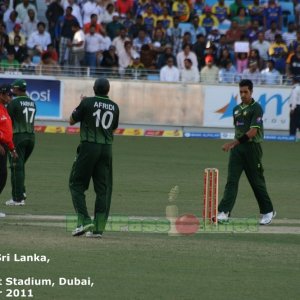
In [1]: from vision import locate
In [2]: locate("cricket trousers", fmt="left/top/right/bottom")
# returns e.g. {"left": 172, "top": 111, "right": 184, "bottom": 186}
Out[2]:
{"left": 218, "top": 142, "right": 274, "bottom": 215}
{"left": 69, "top": 142, "right": 113, "bottom": 234}
{"left": 0, "top": 143, "right": 8, "bottom": 194}
{"left": 10, "top": 134, "right": 35, "bottom": 201}
{"left": 289, "top": 105, "right": 300, "bottom": 135}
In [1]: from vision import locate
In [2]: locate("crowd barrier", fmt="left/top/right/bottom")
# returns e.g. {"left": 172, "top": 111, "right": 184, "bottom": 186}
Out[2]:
{"left": 1, "top": 75, "right": 292, "bottom": 131}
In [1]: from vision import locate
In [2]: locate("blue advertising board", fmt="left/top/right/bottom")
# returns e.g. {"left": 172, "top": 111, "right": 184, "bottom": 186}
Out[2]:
{"left": 203, "top": 85, "right": 291, "bottom": 130}
{"left": 1, "top": 76, "right": 62, "bottom": 119}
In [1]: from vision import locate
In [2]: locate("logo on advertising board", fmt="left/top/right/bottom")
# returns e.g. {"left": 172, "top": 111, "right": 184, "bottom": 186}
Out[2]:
{"left": 1, "top": 77, "right": 62, "bottom": 119}
{"left": 215, "top": 94, "right": 238, "bottom": 119}
{"left": 203, "top": 86, "right": 291, "bottom": 130}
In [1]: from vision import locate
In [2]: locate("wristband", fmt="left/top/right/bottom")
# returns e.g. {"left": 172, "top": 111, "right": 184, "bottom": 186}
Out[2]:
{"left": 238, "top": 134, "right": 249, "bottom": 144}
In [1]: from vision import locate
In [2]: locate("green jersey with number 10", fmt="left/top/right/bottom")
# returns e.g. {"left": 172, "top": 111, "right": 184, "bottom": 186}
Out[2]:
{"left": 71, "top": 95, "right": 119, "bottom": 144}
{"left": 7, "top": 96, "right": 36, "bottom": 134}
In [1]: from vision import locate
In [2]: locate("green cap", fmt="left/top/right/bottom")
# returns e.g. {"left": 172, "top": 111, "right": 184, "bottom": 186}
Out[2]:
{"left": 12, "top": 79, "right": 27, "bottom": 90}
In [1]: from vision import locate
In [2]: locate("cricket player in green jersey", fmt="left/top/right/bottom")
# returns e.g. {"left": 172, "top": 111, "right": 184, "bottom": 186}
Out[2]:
{"left": 69, "top": 78, "right": 119, "bottom": 238}
{"left": 217, "top": 79, "right": 276, "bottom": 225}
{"left": 6, "top": 79, "right": 36, "bottom": 206}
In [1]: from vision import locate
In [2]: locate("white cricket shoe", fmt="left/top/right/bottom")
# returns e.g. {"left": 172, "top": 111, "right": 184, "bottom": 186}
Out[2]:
{"left": 85, "top": 231, "right": 102, "bottom": 238}
{"left": 72, "top": 223, "right": 94, "bottom": 236}
{"left": 0, "top": 212, "right": 6, "bottom": 217}
{"left": 72, "top": 226, "right": 85, "bottom": 236}
{"left": 5, "top": 199, "right": 25, "bottom": 206}
{"left": 260, "top": 211, "right": 276, "bottom": 225}
{"left": 217, "top": 211, "right": 229, "bottom": 223}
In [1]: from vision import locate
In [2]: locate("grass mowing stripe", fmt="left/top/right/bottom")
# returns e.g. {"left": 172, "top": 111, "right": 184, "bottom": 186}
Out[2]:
{"left": 2, "top": 215, "right": 300, "bottom": 234}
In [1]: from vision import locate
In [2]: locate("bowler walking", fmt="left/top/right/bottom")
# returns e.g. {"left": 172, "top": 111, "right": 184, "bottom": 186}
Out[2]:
{"left": 217, "top": 79, "right": 276, "bottom": 225}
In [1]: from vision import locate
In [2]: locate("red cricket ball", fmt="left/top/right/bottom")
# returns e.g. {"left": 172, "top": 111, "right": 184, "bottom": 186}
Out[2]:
{"left": 175, "top": 214, "right": 200, "bottom": 235}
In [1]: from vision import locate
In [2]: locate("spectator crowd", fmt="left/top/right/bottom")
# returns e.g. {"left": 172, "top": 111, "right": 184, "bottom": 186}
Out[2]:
{"left": 0, "top": 0, "right": 300, "bottom": 83}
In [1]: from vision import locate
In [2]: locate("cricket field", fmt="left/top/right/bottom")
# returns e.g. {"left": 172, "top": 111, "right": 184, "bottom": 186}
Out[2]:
{"left": 0, "top": 134, "right": 299, "bottom": 300}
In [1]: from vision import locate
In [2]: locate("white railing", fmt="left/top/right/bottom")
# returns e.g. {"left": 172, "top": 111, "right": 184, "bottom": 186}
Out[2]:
{"left": 1, "top": 66, "right": 295, "bottom": 86}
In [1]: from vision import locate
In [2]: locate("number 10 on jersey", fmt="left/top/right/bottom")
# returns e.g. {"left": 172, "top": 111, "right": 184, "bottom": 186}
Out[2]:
{"left": 93, "top": 109, "right": 114, "bottom": 129}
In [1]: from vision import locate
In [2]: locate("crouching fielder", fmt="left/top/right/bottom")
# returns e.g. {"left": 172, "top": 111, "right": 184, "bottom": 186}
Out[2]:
{"left": 69, "top": 78, "right": 119, "bottom": 238}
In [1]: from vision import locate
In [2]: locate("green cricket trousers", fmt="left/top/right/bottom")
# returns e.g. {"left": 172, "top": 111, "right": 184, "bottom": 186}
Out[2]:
{"left": 69, "top": 142, "right": 113, "bottom": 234}
{"left": 9, "top": 133, "right": 35, "bottom": 201}
{"left": 218, "top": 142, "right": 274, "bottom": 215}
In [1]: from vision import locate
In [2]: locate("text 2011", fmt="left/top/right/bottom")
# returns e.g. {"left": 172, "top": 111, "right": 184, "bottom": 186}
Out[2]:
{"left": 6, "top": 289, "right": 33, "bottom": 298}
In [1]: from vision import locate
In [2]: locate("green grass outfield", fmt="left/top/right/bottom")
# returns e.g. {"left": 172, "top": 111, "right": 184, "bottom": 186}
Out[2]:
{"left": 0, "top": 134, "right": 299, "bottom": 300}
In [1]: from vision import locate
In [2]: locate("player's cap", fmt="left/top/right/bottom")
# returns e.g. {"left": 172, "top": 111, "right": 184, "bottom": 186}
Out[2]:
{"left": 0, "top": 84, "right": 13, "bottom": 95}
{"left": 12, "top": 79, "right": 27, "bottom": 90}
{"left": 211, "top": 26, "right": 219, "bottom": 31}
{"left": 112, "top": 12, "right": 119, "bottom": 17}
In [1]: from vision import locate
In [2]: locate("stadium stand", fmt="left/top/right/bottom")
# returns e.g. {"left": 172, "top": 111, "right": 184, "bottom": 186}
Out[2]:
{"left": 0, "top": 0, "right": 298, "bottom": 84}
